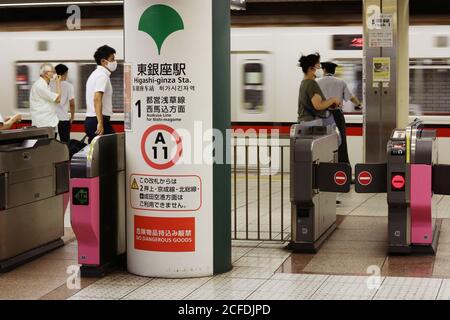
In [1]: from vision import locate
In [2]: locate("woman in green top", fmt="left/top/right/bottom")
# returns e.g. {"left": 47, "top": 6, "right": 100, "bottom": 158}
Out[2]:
{"left": 297, "top": 53, "right": 342, "bottom": 122}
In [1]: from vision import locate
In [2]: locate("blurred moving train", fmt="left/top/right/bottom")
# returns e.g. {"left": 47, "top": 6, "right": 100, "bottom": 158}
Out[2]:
{"left": 2, "top": 25, "right": 450, "bottom": 165}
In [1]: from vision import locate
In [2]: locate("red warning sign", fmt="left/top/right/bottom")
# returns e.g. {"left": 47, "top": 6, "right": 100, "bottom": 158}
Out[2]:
{"left": 141, "top": 124, "right": 183, "bottom": 170}
{"left": 392, "top": 174, "right": 406, "bottom": 190}
{"left": 358, "top": 171, "right": 373, "bottom": 186}
{"left": 334, "top": 171, "right": 347, "bottom": 186}
{"left": 134, "top": 216, "right": 195, "bottom": 252}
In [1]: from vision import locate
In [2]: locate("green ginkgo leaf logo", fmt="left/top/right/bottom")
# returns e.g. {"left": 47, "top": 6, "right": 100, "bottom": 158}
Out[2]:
{"left": 138, "top": 4, "right": 184, "bottom": 55}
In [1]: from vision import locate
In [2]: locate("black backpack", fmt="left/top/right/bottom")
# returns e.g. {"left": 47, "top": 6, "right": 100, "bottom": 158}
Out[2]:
{"left": 68, "top": 135, "right": 88, "bottom": 160}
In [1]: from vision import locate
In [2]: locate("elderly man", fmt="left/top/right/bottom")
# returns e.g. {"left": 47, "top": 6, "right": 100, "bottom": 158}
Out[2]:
{"left": 29, "top": 63, "right": 61, "bottom": 138}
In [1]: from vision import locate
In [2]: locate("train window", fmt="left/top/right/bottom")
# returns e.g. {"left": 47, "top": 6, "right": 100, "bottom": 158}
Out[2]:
{"left": 16, "top": 65, "right": 30, "bottom": 109}
{"left": 15, "top": 61, "right": 125, "bottom": 114}
{"left": 79, "top": 63, "right": 124, "bottom": 113}
{"left": 410, "top": 59, "right": 450, "bottom": 115}
{"left": 242, "top": 61, "right": 264, "bottom": 113}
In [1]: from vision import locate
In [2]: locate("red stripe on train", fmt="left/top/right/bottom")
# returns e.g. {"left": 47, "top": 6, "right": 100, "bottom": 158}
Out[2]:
{"left": 10, "top": 122, "right": 450, "bottom": 138}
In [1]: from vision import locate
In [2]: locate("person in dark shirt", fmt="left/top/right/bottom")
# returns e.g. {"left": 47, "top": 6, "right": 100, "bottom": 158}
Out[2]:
{"left": 297, "top": 53, "right": 341, "bottom": 123}
{"left": 297, "top": 53, "right": 343, "bottom": 205}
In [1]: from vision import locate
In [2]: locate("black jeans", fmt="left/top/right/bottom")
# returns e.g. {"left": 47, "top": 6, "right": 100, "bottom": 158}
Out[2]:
{"left": 58, "top": 120, "right": 71, "bottom": 144}
{"left": 85, "top": 116, "right": 115, "bottom": 144}
{"left": 331, "top": 109, "right": 350, "bottom": 164}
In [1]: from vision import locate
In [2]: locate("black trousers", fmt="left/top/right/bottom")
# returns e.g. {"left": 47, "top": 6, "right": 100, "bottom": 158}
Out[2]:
{"left": 58, "top": 120, "right": 71, "bottom": 144}
{"left": 85, "top": 116, "right": 115, "bottom": 144}
{"left": 331, "top": 109, "right": 350, "bottom": 164}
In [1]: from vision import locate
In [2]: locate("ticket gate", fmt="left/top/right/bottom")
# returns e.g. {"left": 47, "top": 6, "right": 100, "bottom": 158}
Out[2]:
{"left": 355, "top": 119, "right": 450, "bottom": 254}
{"left": 288, "top": 122, "right": 351, "bottom": 253}
{"left": 0, "top": 127, "right": 69, "bottom": 272}
{"left": 70, "top": 133, "right": 126, "bottom": 276}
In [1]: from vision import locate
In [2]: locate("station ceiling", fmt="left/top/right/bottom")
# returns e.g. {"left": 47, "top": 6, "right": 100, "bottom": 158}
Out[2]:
{"left": 1, "top": 0, "right": 449, "bottom": 30}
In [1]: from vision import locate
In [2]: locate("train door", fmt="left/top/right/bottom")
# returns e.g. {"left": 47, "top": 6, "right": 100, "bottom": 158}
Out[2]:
{"left": 231, "top": 52, "right": 274, "bottom": 123}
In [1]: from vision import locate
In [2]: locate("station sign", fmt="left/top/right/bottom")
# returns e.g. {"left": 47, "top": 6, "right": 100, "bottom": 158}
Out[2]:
{"left": 124, "top": 0, "right": 230, "bottom": 277}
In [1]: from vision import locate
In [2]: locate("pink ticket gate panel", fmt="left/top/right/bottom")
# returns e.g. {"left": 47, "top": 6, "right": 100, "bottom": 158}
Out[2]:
{"left": 410, "top": 164, "right": 433, "bottom": 245}
{"left": 70, "top": 134, "right": 126, "bottom": 277}
{"left": 71, "top": 177, "right": 100, "bottom": 266}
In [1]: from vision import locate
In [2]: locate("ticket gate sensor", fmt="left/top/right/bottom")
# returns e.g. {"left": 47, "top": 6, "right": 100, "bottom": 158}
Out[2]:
{"left": 70, "top": 133, "right": 126, "bottom": 277}
{"left": 0, "top": 127, "right": 69, "bottom": 272}
{"left": 355, "top": 119, "right": 450, "bottom": 254}
{"left": 288, "top": 122, "right": 351, "bottom": 253}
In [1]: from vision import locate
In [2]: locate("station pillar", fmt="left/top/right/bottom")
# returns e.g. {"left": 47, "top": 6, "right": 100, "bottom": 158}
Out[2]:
{"left": 124, "top": 0, "right": 231, "bottom": 277}
{"left": 363, "top": 0, "right": 410, "bottom": 162}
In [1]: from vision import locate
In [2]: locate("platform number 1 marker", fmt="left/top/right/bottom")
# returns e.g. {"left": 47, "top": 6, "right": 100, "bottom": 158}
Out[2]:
{"left": 135, "top": 100, "right": 142, "bottom": 118}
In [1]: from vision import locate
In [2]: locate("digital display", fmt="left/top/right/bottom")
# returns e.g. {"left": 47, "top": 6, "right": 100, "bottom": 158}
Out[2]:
{"left": 332, "top": 34, "right": 363, "bottom": 50}
{"left": 73, "top": 187, "right": 89, "bottom": 206}
{"left": 392, "top": 130, "right": 406, "bottom": 139}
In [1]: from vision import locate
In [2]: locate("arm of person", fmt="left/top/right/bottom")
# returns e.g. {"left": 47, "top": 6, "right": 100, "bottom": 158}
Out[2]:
{"left": 94, "top": 92, "right": 104, "bottom": 135}
{"left": 69, "top": 99, "right": 75, "bottom": 123}
{"left": 343, "top": 82, "right": 361, "bottom": 107}
{"left": 311, "top": 94, "right": 341, "bottom": 111}
{"left": 350, "top": 96, "right": 361, "bottom": 107}
{"left": 69, "top": 84, "right": 75, "bottom": 123}
{"left": 38, "top": 80, "right": 61, "bottom": 104}
{"left": 54, "top": 76, "right": 62, "bottom": 104}
{"left": 0, "top": 114, "right": 21, "bottom": 130}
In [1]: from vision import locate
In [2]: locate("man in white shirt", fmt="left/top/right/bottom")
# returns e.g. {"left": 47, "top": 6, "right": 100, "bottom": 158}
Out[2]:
{"left": 29, "top": 63, "right": 61, "bottom": 138}
{"left": 0, "top": 113, "right": 22, "bottom": 130}
{"left": 51, "top": 64, "right": 75, "bottom": 144}
{"left": 85, "top": 45, "right": 117, "bottom": 143}
{"left": 318, "top": 62, "right": 362, "bottom": 164}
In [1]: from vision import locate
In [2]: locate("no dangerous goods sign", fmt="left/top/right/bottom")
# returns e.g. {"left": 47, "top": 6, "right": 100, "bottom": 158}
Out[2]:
{"left": 141, "top": 124, "right": 183, "bottom": 170}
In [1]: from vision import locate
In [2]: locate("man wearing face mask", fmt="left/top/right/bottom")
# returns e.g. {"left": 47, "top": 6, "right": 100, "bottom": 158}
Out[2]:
{"left": 318, "top": 62, "right": 362, "bottom": 165}
{"left": 85, "top": 45, "right": 117, "bottom": 143}
{"left": 29, "top": 63, "right": 62, "bottom": 138}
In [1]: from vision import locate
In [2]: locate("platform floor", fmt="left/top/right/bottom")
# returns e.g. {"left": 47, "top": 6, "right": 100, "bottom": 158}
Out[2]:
{"left": 2, "top": 182, "right": 450, "bottom": 300}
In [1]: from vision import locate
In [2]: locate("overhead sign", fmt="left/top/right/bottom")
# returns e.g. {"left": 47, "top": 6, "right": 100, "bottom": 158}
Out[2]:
{"left": 332, "top": 34, "right": 363, "bottom": 50}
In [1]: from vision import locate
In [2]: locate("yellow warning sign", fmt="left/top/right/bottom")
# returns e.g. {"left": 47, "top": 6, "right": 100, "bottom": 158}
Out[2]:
{"left": 131, "top": 178, "right": 139, "bottom": 190}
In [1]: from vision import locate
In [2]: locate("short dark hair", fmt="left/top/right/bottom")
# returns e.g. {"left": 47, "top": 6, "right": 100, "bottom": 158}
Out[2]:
{"left": 298, "top": 53, "right": 321, "bottom": 74}
{"left": 321, "top": 62, "right": 338, "bottom": 75}
{"left": 55, "top": 64, "right": 68, "bottom": 76}
{"left": 94, "top": 45, "right": 116, "bottom": 65}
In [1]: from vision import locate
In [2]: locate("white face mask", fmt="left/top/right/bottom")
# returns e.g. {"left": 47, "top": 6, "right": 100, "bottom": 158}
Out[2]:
{"left": 315, "top": 68, "right": 324, "bottom": 79}
{"left": 107, "top": 60, "right": 118, "bottom": 72}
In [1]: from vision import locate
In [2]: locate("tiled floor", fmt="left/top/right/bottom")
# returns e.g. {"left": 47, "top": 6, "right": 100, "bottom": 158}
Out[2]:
{"left": 2, "top": 179, "right": 450, "bottom": 300}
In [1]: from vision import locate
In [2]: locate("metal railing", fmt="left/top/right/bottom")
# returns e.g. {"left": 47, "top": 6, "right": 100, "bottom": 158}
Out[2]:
{"left": 231, "top": 135, "right": 291, "bottom": 242}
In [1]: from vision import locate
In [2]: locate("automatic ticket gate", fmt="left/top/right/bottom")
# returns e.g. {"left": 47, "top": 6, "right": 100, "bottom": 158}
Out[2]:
{"left": 288, "top": 122, "right": 351, "bottom": 252}
{"left": 0, "top": 127, "right": 69, "bottom": 272}
{"left": 70, "top": 133, "right": 126, "bottom": 276}
{"left": 355, "top": 119, "right": 450, "bottom": 254}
